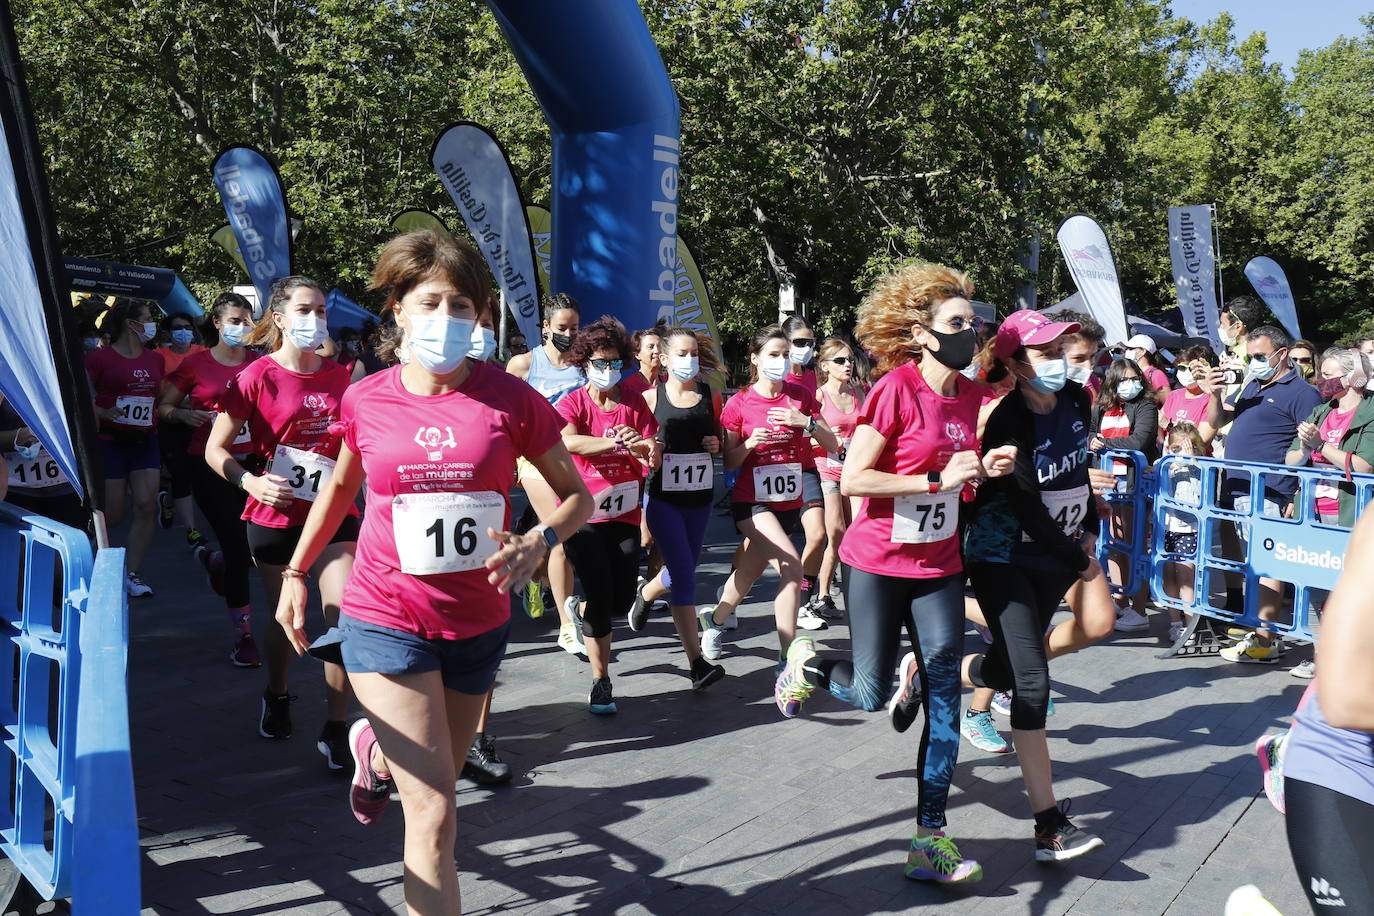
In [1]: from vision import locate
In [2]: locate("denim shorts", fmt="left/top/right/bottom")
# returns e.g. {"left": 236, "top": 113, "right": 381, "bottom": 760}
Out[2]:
{"left": 339, "top": 615, "right": 508, "bottom": 695}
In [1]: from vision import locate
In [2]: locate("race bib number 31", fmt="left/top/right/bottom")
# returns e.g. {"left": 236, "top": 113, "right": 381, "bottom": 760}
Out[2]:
{"left": 270, "top": 445, "right": 336, "bottom": 503}
{"left": 114, "top": 395, "right": 154, "bottom": 427}
{"left": 590, "top": 480, "right": 641, "bottom": 522}
{"left": 892, "top": 492, "right": 957, "bottom": 544}
{"left": 661, "top": 452, "right": 713, "bottom": 492}
{"left": 393, "top": 491, "right": 504, "bottom": 575}
{"left": 753, "top": 462, "right": 801, "bottom": 503}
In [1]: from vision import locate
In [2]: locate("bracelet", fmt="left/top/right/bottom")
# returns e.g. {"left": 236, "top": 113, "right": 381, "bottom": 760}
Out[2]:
{"left": 236, "top": 471, "right": 251, "bottom": 491}
{"left": 281, "top": 567, "right": 308, "bottom": 580}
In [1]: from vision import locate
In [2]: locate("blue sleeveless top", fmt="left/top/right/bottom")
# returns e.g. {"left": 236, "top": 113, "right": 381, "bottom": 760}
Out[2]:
{"left": 525, "top": 346, "right": 584, "bottom": 406}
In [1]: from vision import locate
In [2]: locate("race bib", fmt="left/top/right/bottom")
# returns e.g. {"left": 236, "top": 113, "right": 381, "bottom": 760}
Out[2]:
{"left": 114, "top": 395, "right": 154, "bottom": 428}
{"left": 270, "top": 445, "right": 335, "bottom": 503}
{"left": 891, "top": 491, "right": 957, "bottom": 544}
{"left": 1042, "top": 485, "right": 1089, "bottom": 537}
{"left": 4, "top": 450, "right": 69, "bottom": 490}
{"left": 753, "top": 462, "right": 801, "bottom": 503}
{"left": 392, "top": 490, "right": 504, "bottom": 575}
{"left": 661, "top": 452, "right": 712, "bottom": 492}
{"left": 590, "top": 479, "right": 640, "bottom": 522}
{"left": 826, "top": 437, "right": 852, "bottom": 469}
{"left": 210, "top": 411, "right": 253, "bottom": 448}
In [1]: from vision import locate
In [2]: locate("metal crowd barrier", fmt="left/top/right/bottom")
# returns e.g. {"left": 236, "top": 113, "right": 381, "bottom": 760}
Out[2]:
{"left": 0, "top": 503, "right": 138, "bottom": 911}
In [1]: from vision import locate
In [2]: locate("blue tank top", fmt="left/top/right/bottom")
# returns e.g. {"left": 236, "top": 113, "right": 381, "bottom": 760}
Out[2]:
{"left": 1285, "top": 683, "right": 1374, "bottom": 807}
{"left": 526, "top": 346, "right": 584, "bottom": 406}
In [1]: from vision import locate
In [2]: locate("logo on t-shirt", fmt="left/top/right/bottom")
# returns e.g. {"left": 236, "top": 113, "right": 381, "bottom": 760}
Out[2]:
{"left": 132, "top": 369, "right": 151, "bottom": 381}
{"left": 414, "top": 425, "right": 458, "bottom": 461}
{"left": 303, "top": 393, "right": 329, "bottom": 416}
{"left": 945, "top": 422, "right": 967, "bottom": 447}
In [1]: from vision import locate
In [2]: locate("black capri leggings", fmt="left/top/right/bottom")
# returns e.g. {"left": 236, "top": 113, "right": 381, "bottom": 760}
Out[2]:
{"left": 187, "top": 457, "right": 252, "bottom": 609}
{"left": 563, "top": 521, "right": 639, "bottom": 640}
{"left": 967, "top": 561, "right": 1078, "bottom": 731}
{"left": 1286, "top": 778, "right": 1374, "bottom": 913}
{"left": 159, "top": 423, "right": 194, "bottom": 500}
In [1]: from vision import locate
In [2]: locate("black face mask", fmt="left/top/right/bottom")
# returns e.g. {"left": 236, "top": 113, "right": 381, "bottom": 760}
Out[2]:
{"left": 923, "top": 327, "right": 976, "bottom": 371}
{"left": 550, "top": 332, "right": 574, "bottom": 353}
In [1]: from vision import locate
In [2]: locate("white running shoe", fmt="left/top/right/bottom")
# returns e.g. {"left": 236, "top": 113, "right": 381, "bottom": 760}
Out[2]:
{"left": 699, "top": 606, "right": 725, "bottom": 660}
{"left": 796, "top": 604, "right": 828, "bottom": 631}
{"left": 124, "top": 571, "right": 153, "bottom": 597}
{"left": 1288, "top": 659, "right": 1315, "bottom": 679}
{"left": 1114, "top": 606, "right": 1150, "bottom": 633}
{"left": 714, "top": 586, "right": 739, "bottom": 629}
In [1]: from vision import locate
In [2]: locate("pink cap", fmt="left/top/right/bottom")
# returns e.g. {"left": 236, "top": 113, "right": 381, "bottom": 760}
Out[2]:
{"left": 995, "top": 309, "right": 1081, "bottom": 359}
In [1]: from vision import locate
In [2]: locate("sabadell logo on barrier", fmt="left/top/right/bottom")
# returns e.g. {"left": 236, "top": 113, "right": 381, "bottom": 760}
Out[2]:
{"left": 1261, "top": 538, "right": 1344, "bottom": 571}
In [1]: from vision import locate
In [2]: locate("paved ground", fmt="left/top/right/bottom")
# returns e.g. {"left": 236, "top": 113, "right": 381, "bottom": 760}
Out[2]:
{"left": 127, "top": 501, "right": 1313, "bottom": 915}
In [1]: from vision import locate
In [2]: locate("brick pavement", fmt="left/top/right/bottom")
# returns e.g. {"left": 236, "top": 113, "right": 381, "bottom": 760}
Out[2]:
{"left": 128, "top": 505, "right": 1312, "bottom": 915}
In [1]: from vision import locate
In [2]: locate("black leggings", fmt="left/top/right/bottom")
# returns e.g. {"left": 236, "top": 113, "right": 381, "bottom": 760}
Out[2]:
{"left": 1286, "top": 778, "right": 1374, "bottom": 913}
{"left": 967, "top": 562, "right": 1078, "bottom": 731}
{"left": 187, "top": 457, "right": 252, "bottom": 608}
{"left": 159, "top": 424, "right": 194, "bottom": 500}
{"left": 563, "top": 521, "right": 638, "bottom": 640}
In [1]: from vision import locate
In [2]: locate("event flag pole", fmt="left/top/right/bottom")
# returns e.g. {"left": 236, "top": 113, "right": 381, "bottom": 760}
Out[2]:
{"left": 1210, "top": 203, "right": 1225, "bottom": 312}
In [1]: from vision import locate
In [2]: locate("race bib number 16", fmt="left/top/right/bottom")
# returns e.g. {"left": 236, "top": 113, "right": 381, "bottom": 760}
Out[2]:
{"left": 392, "top": 491, "right": 504, "bottom": 575}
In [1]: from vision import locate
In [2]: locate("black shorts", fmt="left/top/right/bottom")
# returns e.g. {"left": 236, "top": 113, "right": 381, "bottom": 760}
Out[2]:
{"left": 730, "top": 501, "right": 800, "bottom": 534}
{"left": 246, "top": 515, "right": 360, "bottom": 566}
{"left": 801, "top": 467, "right": 824, "bottom": 510}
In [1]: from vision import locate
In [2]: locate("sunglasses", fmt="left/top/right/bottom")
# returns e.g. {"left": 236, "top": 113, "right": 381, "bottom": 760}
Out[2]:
{"left": 828, "top": 356, "right": 852, "bottom": 365}
{"left": 1292, "top": 356, "right": 1314, "bottom": 365}
{"left": 589, "top": 359, "right": 623, "bottom": 371}
{"left": 790, "top": 338, "right": 815, "bottom": 348}
{"left": 931, "top": 316, "right": 984, "bottom": 333}
{"left": 1109, "top": 348, "right": 1126, "bottom": 357}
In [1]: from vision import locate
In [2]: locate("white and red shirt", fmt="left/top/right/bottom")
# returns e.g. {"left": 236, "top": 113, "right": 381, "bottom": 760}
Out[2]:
{"left": 86, "top": 346, "right": 163, "bottom": 435}
{"left": 556, "top": 385, "right": 658, "bottom": 525}
{"left": 166, "top": 349, "right": 261, "bottom": 456}
{"left": 1313, "top": 405, "right": 1357, "bottom": 516}
{"left": 815, "top": 385, "right": 864, "bottom": 482}
{"left": 720, "top": 381, "right": 820, "bottom": 509}
{"left": 219, "top": 355, "right": 355, "bottom": 528}
{"left": 339, "top": 362, "right": 564, "bottom": 640}
{"left": 838, "top": 362, "right": 983, "bottom": 579}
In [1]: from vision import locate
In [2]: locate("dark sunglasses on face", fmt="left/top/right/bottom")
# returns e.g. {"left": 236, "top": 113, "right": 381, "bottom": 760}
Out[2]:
{"left": 1293, "top": 356, "right": 1314, "bottom": 365}
{"left": 790, "top": 338, "right": 815, "bottom": 348}
{"left": 589, "top": 359, "right": 623, "bottom": 371}
{"left": 930, "top": 316, "right": 984, "bottom": 333}
{"left": 1109, "top": 348, "right": 1126, "bottom": 357}
{"left": 829, "top": 357, "right": 852, "bottom": 365}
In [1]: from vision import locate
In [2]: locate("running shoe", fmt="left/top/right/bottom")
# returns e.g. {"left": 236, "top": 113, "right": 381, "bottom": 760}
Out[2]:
{"left": 1254, "top": 732, "right": 1286, "bottom": 814}
{"left": 1114, "top": 606, "right": 1150, "bottom": 633}
{"left": 557, "top": 623, "right": 584, "bottom": 657}
{"left": 627, "top": 583, "right": 650, "bottom": 632}
{"left": 992, "top": 691, "right": 1054, "bottom": 717}
{"left": 199, "top": 547, "right": 226, "bottom": 597}
{"left": 689, "top": 655, "right": 725, "bottom": 691}
{"left": 887, "top": 652, "right": 922, "bottom": 733}
{"left": 522, "top": 580, "right": 544, "bottom": 620}
{"left": 698, "top": 606, "right": 726, "bottom": 660}
{"left": 589, "top": 677, "right": 617, "bottom": 715}
{"left": 1225, "top": 626, "right": 1254, "bottom": 641}
{"left": 1224, "top": 885, "right": 1285, "bottom": 916}
{"left": 186, "top": 527, "right": 209, "bottom": 551}
{"left": 1034, "top": 800, "right": 1104, "bottom": 862}
{"left": 461, "top": 735, "right": 512, "bottom": 786}
{"left": 774, "top": 636, "right": 817, "bottom": 718}
{"left": 796, "top": 604, "right": 828, "bottom": 631}
{"left": 1167, "top": 620, "right": 1186, "bottom": 644}
{"left": 904, "top": 831, "right": 983, "bottom": 884}
{"left": 124, "top": 571, "right": 153, "bottom": 598}
{"left": 230, "top": 631, "right": 261, "bottom": 668}
{"left": 348, "top": 718, "right": 392, "bottom": 825}
{"left": 1288, "top": 659, "right": 1315, "bottom": 680}
{"left": 811, "top": 594, "right": 843, "bottom": 620}
{"left": 157, "top": 490, "right": 173, "bottom": 529}
{"left": 1220, "top": 633, "right": 1283, "bottom": 664}
{"left": 961, "top": 710, "right": 1011, "bottom": 753}
{"left": 317, "top": 720, "right": 350, "bottom": 771}
{"left": 259, "top": 689, "right": 294, "bottom": 739}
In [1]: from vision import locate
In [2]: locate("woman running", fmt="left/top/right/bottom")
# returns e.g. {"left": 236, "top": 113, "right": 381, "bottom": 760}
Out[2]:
{"left": 274, "top": 230, "right": 591, "bottom": 915}
{"left": 506, "top": 294, "right": 585, "bottom": 654}
{"left": 159, "top": 292, "right": 261, "bottom": 667}
{"left": 961, "top": 309, "right": 1107, "bottom": 863}
{"left": 700, "top": 325, "right": 839, "bottom": 663}
{"left": 781, "top": 316, "right": 831, "bottom": 628}
{"left": 205, "top": 276, "right": 357, "bottom": 767}
{"left": 633, "top": 327, "right": 726, "bottom": 689}
{"left": 556, "top": 317, "right": 659, "bottom": 714}
{"left": 772, "top": 263, "right": 1014, "bottom": 884}
{"left": 86, "top": 300, "right": 164, "bottom": 597}
{"left": 155, "top": 312, "right": 209, "bottom": 547}
{"left": 620, "top": 326, "right": 662, "bottom": 399}
{"left": 812, "top": 337, "right": 865, "bottom": 620}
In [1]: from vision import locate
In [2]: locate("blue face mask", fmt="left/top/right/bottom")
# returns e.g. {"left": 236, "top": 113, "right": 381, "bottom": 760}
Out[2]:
{"left": 220, "top": 324, "right": 249, "bottom": 348}
{"left": 1117, "top": 379, "right": 1144, "bottom": 401}
{"left": 406, "top": 314, "right": 474, "bottom": 374}
{"left": 171, "top": 329, "right": 195, "bottom": 347}
{"left": 1026, "top": 357, "right": 1067, "bottom": 394}
{"left": 15, "top": 438, "right": 42, "bottom": 460}
{"left": 82, "top": 338, "right": 100, "bottom": 352}
{"left": 669, "top": 354, "right": 699, "bottom": 382}
{"left": 284, "top": 314, "right": 328, "bottom": 351}
{"left": 469, "top": 326, "right": 497, "bottom": 361}
{"left": 588, "top": 366, "right": 621, "bottom": 390}
{"left": 1250, "top": 354, "right": 1276, "bottom": 381}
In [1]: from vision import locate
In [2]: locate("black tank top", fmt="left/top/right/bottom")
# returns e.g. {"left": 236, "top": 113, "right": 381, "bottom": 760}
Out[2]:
{"left": 648, "top": 381, "right": 718, "bottom": 507}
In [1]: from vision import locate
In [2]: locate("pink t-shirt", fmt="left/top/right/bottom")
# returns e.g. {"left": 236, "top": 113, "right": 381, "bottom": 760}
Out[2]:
{"left": 1162, "top": 387, "right": 1210, "bottom": 431}
{"left": 337, "top": 362, "right": 562, "bottom": 639}
{"left": 1146, "top": 366, "right": 1170, "bottom": 394}
{"left": 787, "top": 369, "right": 820, "bottom": 469}
{"left": 85, "top": 346, "right": 164, "bottom": 435}
{"left": 720, "top": 381, "right": 820, "bottom": 508}
{"left": 556, "top": 385, "right": 658, "bottom": 525}
{"left": 219, "top": 355, "right": 356, "bottom": 528}
{"left": 838, "top": 362, "right": 983, "bottom": 579}
{"left": 620, "top": 371, "right": 657, "bottom": 399}
{"left": 166, "top": 349, "right": 261, "bottom": 456}
{"left": 815, "top": 386, "right": 864, "bottom": 481}
{"left": 1313, "top": 405, "right": 1357, "bottom": 516}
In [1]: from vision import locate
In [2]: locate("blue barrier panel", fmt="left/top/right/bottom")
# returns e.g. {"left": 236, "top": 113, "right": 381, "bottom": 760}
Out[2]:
{"left": 1093, "top": 448, "right": 1154, "bottom": 597}
{"left": 0, "top": 503, "right": 137, "bottom": 908}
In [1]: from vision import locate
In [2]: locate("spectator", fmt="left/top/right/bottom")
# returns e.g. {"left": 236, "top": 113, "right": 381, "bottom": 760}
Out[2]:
{"left": 1286, "top": 348, "right": 1374, "bottom": 527}
{"left": 1289, "top": 339, "right": 1318, "bottom": 382}
{"left": 1212, "top": 295, "right": 1267, "bottom": 458}
{"left": 1049, "top": 309, "right": 1105, "bottom": 397}
{"left": 1207, "top": 326, "right": 1322, "bottom": 663}
{"left": 1358, "top": 337, "right": 1374, "bottom": 358}
{"left": 508, "top": 332, "right": 529, "bottom": 356}
{"left": 1160, "top": 346, "right": 1219, "bottom": 448}
{"left": 1124, "top": 334, "right": 1170, "bottom": 402}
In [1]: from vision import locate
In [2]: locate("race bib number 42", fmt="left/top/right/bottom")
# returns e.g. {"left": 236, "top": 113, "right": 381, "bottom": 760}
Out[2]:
{"left": 590, "top": 480, "right": 641, "bottom": 522}
{"left": 892, "top": 491, "right": 957, "bottom": 544}
{"left": 270, "top": 445, "right": 336, "bottom": 503}
{"left": 392, "top": 490, "right": 504, "bottom": 575}
{"left": 114, "top": 395, "right": 154, "bottom": 427}
{"left": 753, "top": 462, "right": 801, "bottom": 503}
{"left": 1042, "top": 485, "right": 1089, "bottom": 536}
{"left": 661, "top": 452, "right": 712, "bottom": 492}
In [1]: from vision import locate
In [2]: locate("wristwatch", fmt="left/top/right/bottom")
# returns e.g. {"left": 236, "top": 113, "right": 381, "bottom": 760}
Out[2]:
{"left": 804, "top": 415, "right": 817, "bottom": 435}
{"left": 531, "top": 524, "right": 559, "bottom": 550}
{"left": 927, "top": 471, "right": 942, "bottom": 494}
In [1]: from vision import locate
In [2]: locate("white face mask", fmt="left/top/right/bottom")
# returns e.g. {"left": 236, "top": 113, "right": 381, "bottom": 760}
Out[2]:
{"left": 468, "top": 325, "right": 497, "bottom": 362}
{"left": 1219, "top": 325, "right": 1238, "bottom": 347}
{"left": 1066, "top": 364, "right": 1093, "bottom": 386}
{"left": 135, "top": 321, "right": 156, "bottom": 343}
{"left": 759, "top": 354, "right": 788, "bottom": 382}
{"left": 1177, "top": 368, "right": 1195, "bottom": 388}
{"left": 405, "top": 314, "right": 474, "bottom": 374}
{"left": 219, "top": 324, "right": 249, "bottom": 348}
{"left": 789, "top": 343, "right": 814, "bottom": 367}
{"left": 283, "top": 313, "right": 328, "bottom": 351}
{"left": 669, "top": 353, "right": 699, "bottom": 382}
{"left": 588, "top": 366, "right": 621, "bottom": 390}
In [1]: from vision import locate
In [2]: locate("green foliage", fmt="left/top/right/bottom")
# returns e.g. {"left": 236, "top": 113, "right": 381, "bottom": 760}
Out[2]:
{"left": 11, "top": 1, "right": 1373, "bottom": 342}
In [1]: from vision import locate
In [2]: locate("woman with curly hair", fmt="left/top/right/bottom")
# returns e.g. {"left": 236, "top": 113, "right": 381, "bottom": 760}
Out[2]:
{"left": 772, "top": 262, "right": 1015, "bottom": 885}
{"left": 556, "top": 316, "right": 661, "bottom": 714}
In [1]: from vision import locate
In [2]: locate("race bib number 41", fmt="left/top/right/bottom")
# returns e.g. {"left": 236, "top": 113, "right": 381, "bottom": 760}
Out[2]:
{"left": 753, "top": 462, "right": 801, "bottom": 503}
{"left": 270, "top": 445, "right": 336, "bottom": 503}
{"left": 661, "top": 452, "right": 712, "bottom": 492}
{"left": 892, "top": 491, "right": 957, "bottom": 544}
{"left": 114, "top": 395, "right": 154, "bottom": 427}
{"left": 590, "top": 480, "right": 641, "bottom": 522}
{"left": 392, "top": 490, "right": 504, "bottom": 575}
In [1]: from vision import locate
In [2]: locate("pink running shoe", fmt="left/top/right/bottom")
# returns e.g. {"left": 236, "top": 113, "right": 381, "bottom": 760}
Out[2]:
{"left": 230, "top": 631, "right": 261, "bottom": 668}
{"left": 349, "top": 719, "right": 393, "bottom": 825}
{"left": 1255, "top": 732, "right": 1286, "bottom": 814}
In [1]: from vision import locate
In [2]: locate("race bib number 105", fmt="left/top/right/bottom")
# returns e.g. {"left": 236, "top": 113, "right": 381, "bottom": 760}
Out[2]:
{"left": 753, "top": 462, "right": 801, "bottom": 503}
